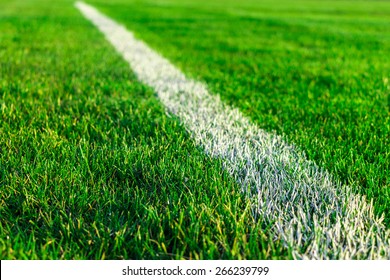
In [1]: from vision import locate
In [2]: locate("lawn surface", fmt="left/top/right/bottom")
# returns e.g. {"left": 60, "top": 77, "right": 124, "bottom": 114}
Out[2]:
{"left": 89, "top": 0, "right": 390, "bottom": 222}
{"left": 1, "top": 0, "right": 389, "bottom": 259}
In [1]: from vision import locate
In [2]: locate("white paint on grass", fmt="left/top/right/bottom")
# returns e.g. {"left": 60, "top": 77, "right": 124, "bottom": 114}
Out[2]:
{"left": 75, "top": 1, "right": 390, "bottom": 259}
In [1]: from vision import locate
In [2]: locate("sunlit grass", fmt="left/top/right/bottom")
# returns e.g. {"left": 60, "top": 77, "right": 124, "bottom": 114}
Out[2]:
{"left": 1, "top": 0, "right": 389, "bottom": 259}
{"left": 89, "top": 0, "right": 390, "bottom": 223}
{"left": 0, "top": 0, "right": 287, "bottom": 259}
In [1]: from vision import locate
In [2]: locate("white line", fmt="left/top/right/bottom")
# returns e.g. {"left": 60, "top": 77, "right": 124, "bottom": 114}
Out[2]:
{"left": 75, "top": 2, "right": 390, "bottom": 259}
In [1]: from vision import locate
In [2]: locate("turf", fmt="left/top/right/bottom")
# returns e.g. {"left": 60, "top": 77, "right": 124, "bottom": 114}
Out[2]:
{"left": 0, "top": 0, "right": 287, "bottom": 259}
{"left": 87, "top": 0, "right": 390, "bottom": 223}
{"left": 1, "top": 0, "right": 389, "bottom": 260}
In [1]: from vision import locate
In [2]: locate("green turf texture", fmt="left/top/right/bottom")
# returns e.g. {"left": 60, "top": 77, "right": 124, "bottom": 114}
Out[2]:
{"left": 88, "top": 0, "right": 390, "bottom": 222}
{"left": 0, "top": 0, "right": 288, "bottom": 259}
{"left": 0, "top": 0, "right": 389, "bottom": 260}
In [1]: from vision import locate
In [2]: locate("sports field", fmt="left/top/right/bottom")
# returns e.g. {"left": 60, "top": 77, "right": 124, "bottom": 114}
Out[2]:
{"left": 0, "top": 0, "right": 389, "bottom": 259}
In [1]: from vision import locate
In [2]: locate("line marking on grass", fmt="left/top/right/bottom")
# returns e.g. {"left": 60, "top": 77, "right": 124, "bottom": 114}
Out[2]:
{"left": 76, "top": 1, "right": 390, "bottom": 259}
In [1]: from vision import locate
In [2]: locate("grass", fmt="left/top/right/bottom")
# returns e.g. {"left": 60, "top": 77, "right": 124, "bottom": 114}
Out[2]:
{"left": 88, "top": 0, "right": 390, "bottom": 223}
{"left": 0, "top": 0, "right": 287, "bottom": 259}
{"left": 0, "top": 0, "right": 389, "bottom": 259}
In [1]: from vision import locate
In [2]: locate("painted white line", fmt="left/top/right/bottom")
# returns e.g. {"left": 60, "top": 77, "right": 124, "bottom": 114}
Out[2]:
{"left": 75, "top": 2, "right": 390, "bottom": 259}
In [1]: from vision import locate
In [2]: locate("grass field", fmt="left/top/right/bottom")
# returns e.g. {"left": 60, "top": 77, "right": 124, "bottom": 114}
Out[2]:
{"left": 1, "top": 0, "right": 389, "bottom": 259}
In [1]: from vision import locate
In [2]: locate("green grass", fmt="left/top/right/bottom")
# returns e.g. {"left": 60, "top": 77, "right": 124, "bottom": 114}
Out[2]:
{"left": 0, "top": 0, "right": 287, "bottom": 259}
{"left": 88, "top": 0, "right": 390, "bottom": 222}
{"left": 1, "top": 0, "right": 389, "bottom": 259}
